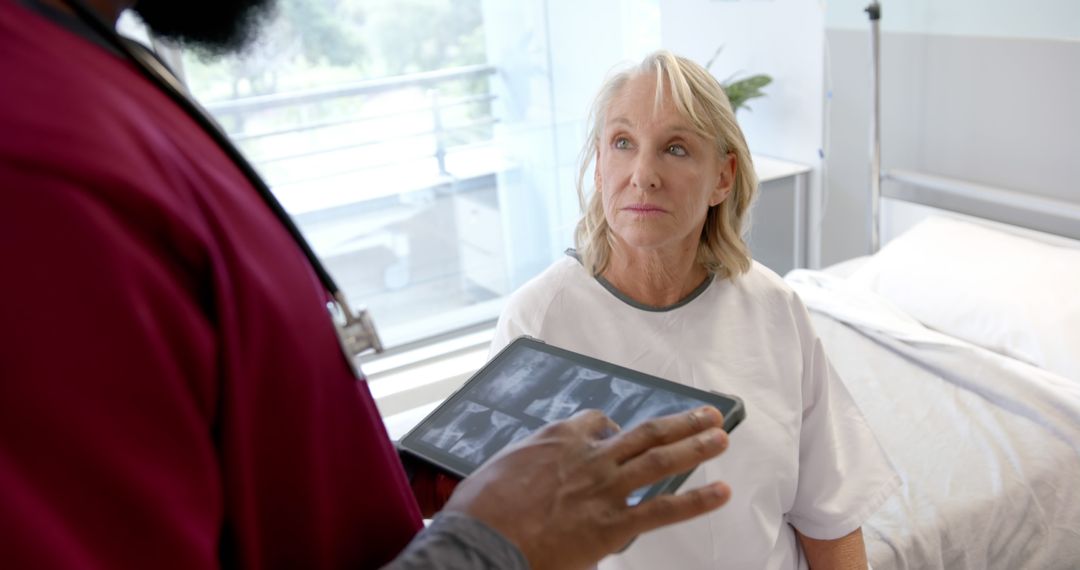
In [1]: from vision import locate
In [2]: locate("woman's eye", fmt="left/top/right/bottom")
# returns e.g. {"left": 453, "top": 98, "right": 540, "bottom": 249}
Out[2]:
{"left": 614, "top": 137, "right": 631, "bottom": 150}
{"left": 667, "top": 144, "right": 687, "bottom": 157}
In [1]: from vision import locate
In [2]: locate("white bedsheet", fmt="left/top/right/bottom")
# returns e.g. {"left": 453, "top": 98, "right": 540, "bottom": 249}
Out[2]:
{"left": 786, "top": 270, "right": 1080, "bottom": 570}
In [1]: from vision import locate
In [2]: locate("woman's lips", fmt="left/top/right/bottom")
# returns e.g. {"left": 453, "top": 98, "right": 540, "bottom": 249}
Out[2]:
{"left": 623, "top": 203, "right": 667, "bottom": 215}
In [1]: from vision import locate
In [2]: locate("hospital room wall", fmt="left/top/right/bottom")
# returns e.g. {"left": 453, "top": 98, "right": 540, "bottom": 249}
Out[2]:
{"left": 481, "top": 0, "right": 827, "bottom": 269}
{"left": 658, "top": 0, "right": 826, "bottom": 267}
{"left": 820, "top": 0, "right": 1080, "bottom": 266}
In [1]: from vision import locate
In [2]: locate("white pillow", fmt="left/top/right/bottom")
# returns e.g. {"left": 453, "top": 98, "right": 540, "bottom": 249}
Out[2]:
{"left": 849, "top": 216, "right": 1080, "bottom": 381}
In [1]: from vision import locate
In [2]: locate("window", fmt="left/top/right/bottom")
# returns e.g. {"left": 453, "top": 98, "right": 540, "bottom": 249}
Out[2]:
{"left": 158, "top": 0, "right": 540, "bottom": 350}
{"left": 137, "top": 0, "right": 661, "bottom": 353}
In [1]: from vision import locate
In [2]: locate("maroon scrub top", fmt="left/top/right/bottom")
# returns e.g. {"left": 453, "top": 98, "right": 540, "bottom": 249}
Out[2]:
{"left": 0, "top": 2, "right": 424, "bottom": 567}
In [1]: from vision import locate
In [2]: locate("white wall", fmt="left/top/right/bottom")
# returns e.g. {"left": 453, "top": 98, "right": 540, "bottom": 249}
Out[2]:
{"left": 819, "top": 0, "right": 1080, "bottom": 265}
{"left": 659, "top": 0, "right": 826, "bottom": 266}
{"left": 661, "top": 0, "right": 826, "bottom": 168}
{"left": 826, "top": 0, "right": 1080, "bottom": 39}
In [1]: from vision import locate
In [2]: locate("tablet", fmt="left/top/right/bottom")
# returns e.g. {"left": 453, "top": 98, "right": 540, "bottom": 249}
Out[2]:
{"left": 398, "top": 336, "right": 745, "bottom": 505}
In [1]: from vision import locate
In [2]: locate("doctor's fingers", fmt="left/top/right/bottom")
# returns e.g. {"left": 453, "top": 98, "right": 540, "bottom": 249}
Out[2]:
{"left": 619, "top": 480, "right": 732, "bottom": 540}
{"left": 612, "top": 425, "right": 729, "bottom": 496}
{"left": 542, "top": 408, "right": 622, "bottom": 442}
{"left": 602, "top": 406, "right": 725, "bottom": 464}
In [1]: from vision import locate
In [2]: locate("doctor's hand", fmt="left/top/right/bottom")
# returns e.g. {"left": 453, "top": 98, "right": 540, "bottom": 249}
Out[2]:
{"left": 443, "top": 406, "right": 731, "bottom": 570}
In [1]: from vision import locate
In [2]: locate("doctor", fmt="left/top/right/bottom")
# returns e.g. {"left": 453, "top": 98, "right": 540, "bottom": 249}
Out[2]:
{"left": 0, "top": 0, "right": 734, "bottom": 568}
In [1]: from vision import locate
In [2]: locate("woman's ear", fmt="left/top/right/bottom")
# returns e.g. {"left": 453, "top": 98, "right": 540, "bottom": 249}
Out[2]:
{"left": 710, "top": 152, "right": 737, "bottom": 207}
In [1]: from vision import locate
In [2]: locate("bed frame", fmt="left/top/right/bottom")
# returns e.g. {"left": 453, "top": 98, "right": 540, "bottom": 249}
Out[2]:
{"left": 864, "top": 1, "right": 1080, "bottom": 246}
{"left": 881, "top": 170, "right": 1080, "bottom": 243}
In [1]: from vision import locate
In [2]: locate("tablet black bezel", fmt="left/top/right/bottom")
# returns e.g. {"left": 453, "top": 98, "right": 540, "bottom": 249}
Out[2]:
{"left": 397, "top": 336, "right": 745, "bottom": 503}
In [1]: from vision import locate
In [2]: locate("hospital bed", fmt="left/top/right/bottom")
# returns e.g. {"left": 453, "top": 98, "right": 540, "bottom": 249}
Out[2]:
{"left": 793, "top": 13, "right": 1080, "bottom": 563}
{"left": 784, "top": 171, "right": 1080, "bottom": 569}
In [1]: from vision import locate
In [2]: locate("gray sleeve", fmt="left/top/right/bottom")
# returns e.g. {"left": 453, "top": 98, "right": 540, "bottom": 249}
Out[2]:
{"left": 382, "top": 511, "right": 530, "bottom": 570}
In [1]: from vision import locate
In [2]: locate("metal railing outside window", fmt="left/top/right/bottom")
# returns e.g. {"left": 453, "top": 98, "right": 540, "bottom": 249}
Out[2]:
{"left": 196, "top": 64, "right": 514, "bottom": 350}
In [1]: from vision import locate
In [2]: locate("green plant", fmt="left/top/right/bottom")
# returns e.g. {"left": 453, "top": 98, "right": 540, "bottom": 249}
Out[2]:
{"left": 705, "top": 46, "right": 772, "bottom": 113}
{"left": 722, "top": 74, "right": 772, "bottom": 112}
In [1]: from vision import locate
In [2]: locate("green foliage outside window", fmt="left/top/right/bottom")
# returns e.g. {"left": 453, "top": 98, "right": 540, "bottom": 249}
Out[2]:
{"left": 182, "top": 0, "right": 486, "bottom": 98}
{"left": 178, "top": 0, "right": 491, "bottom": 151}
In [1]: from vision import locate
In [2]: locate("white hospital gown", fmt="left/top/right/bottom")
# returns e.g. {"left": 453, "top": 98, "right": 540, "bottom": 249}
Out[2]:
{"left": 490, "top": 256, "right": 900, "bottom": 570}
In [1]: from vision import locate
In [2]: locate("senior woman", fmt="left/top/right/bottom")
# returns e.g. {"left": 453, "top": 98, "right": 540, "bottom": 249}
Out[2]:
{"left": 490, "top": 51, "right": 899, "bottom": 569}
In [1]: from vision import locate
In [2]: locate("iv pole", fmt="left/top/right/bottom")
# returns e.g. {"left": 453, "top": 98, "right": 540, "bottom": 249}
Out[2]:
{"left": 866, "top": 1, "right": 882, "bottom": 253}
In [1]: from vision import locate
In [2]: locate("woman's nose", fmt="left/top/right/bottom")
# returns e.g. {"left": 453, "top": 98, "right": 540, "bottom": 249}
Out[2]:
{"left": 630, "top": 155, "right": 660, "bottom": 190}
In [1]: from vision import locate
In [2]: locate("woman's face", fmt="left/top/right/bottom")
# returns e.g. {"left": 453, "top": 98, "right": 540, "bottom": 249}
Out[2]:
{"left": 596, "top": 73, "right": 735, "bottom": 260}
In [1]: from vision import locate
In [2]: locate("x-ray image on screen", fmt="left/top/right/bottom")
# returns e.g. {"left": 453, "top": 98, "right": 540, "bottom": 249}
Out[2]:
{"left": 507, "top": 425, "right": 535, "bottom": 447}
{"left": 402, "top": 338, "right": 744, "bottom": 505}
{"left": 593, "top": 376, "right": 652, "bottom": 426}
{"left": 523, "top": 368, "right": 652, "bottom": 423}
{"left": 420, "top": 400, "right": 522, "bottom": 468}
{"left": 447, "top": 408, "right": 522, "bottom": 466}
{"left": 618, "top": 389, "right": 706, "bottom": 431}
{"left": 420, "top": 400, "right": 484, "bottom": 449}
{"left": 470, "top": 349, "right": 571, "bottom": 410}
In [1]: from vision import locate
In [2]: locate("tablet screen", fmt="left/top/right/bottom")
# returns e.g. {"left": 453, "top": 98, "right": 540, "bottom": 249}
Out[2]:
{"left": 400, "top": 337, "right": 744, "bottom": 504}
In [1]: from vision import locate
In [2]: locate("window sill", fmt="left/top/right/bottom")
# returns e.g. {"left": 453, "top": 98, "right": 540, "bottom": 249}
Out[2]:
{"left": 366, "top": 327, "right": 493, "bottom": 423}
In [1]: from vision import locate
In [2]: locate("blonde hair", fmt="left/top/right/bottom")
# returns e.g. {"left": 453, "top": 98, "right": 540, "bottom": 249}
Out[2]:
{"left": 573, "top": 50, "right": 757, "bottom": 280}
